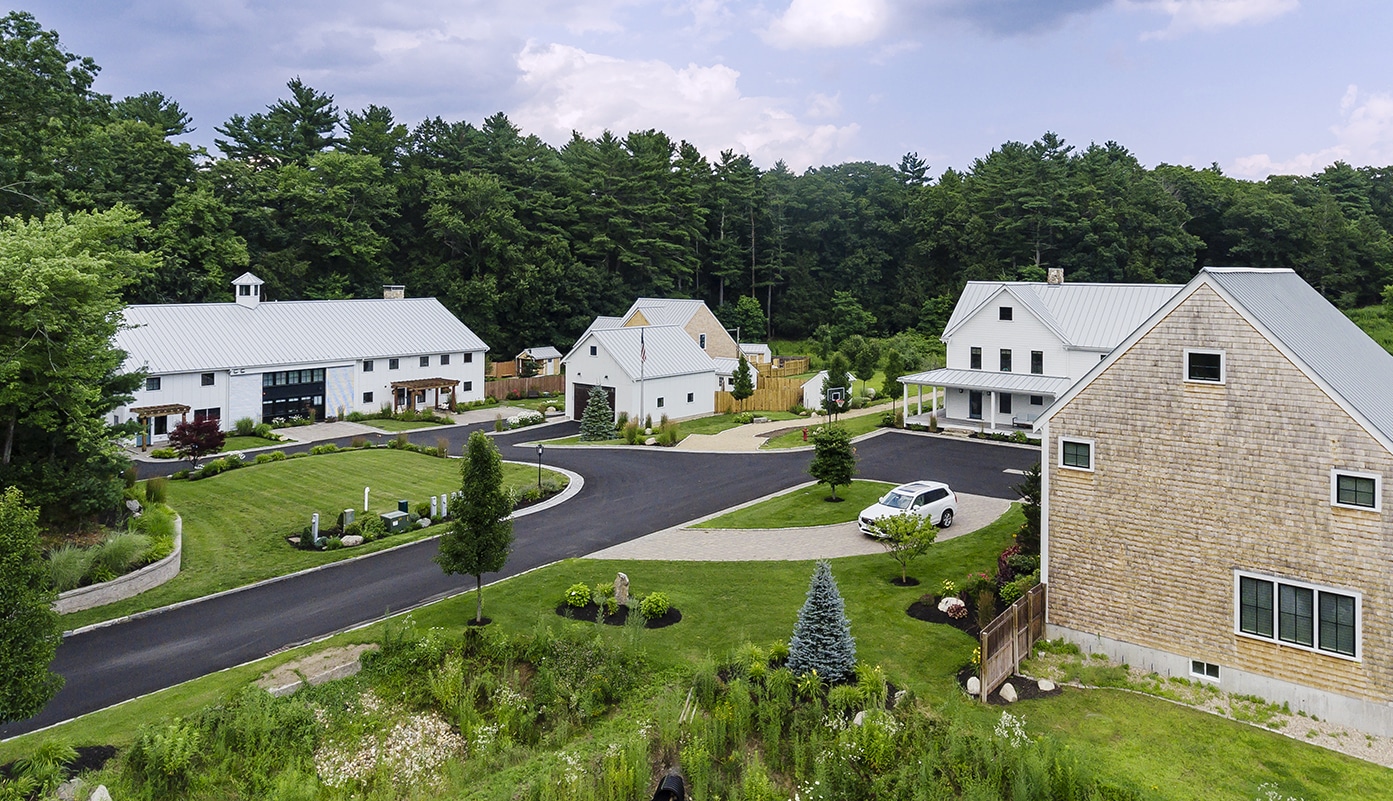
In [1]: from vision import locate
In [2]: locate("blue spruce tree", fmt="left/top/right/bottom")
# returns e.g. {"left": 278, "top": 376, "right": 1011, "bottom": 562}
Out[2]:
{"left": 787, "top": 561, "right": 856, "bottom": 683}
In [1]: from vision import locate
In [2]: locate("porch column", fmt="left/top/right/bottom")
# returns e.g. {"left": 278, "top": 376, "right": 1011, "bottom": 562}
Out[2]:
{"left": 902, "top": 382, "right": 909, "bottom": 421}
{"left": 916, "top": 384, "right": 923, "bottom": 416}
{"left": 989, "top": 391, "right": 996, "bottom": 431}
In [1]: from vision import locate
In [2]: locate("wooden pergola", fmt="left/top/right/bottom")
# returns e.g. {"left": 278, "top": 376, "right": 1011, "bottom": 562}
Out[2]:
{"left": 129, "top": 403, "right": 190, "bottom": 451}
{"left": 389, "top": 378, "right": 459, "bottom": 413}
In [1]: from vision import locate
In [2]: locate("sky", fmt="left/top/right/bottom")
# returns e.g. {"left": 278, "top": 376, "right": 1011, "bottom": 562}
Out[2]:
{"left": 18, "top": 0, "right": 1393, "bottom": 179}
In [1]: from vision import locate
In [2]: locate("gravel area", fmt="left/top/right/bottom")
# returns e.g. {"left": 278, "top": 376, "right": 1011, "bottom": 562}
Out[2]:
{"left": 586, "top": 492, "right": 1011, "bottom": 561}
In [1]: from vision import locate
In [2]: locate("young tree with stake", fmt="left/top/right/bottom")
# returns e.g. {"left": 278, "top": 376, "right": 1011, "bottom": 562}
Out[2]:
{"left": 868, "top": 512, "right": 938, "bottom": 584}
{"left": 435, "top": 431, "right": 514, "bottom": 625}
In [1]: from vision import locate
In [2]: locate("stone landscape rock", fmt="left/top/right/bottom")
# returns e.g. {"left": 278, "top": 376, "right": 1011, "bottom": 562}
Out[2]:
{"left": 1038, "top": 678, "right": 1056, "bottom": 692}
{"left": 90, "top": 787, "right": 112, "bottom": 801}
{"left": 417, "top": 518, "right": 431, "bottom": 528}
{"left": 645, "top": 437, "right": 657, "bottom": 446}
{"left": 852, "top": 710, "right": 866, "bottom": 726}
{"left": 966, "top": 676, "right": 981, "bottom": 696}
{"left": 1000, "top": 682, "right": 1018, "bottom": 703}
{"left": 125, "top": 499, "right": 142, "bottom": 515}
{"left": 937, "top": 596, "right": 966, "bottom": 616}
{"left": 341, "top": 535, "right": 364, "bottom": 547}
{"left": 55, "top": 778, "right": 84, "bottom": 801}
{"left": 614, "top": 572, "right": 630, "bottom": 605}
{"left": 893, "top": 689, "right": 907, "bottom": 707}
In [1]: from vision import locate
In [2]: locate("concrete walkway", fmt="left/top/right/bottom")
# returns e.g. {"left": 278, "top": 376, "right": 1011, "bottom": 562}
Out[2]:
{"left": 585, "top": 490, "right": 1011, "bottom": 561}
{"left": 673, "top": 404, "right": 888, "bottom": 452}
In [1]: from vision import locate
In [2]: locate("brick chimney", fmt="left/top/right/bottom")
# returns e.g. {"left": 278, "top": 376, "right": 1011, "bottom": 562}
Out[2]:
{"left": 382, "top": 285, "right": 406, "bottom": 300}
{"left": 1046, "top": 268, "right": 1064, "bottom": 286}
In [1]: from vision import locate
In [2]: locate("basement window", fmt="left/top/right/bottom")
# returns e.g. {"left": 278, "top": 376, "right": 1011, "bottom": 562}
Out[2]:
{"left": 1190, "top": 660, "right": 1220, "bottom": 681}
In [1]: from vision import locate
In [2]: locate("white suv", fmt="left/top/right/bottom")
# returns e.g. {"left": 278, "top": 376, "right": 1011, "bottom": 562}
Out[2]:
{"left": 857, "top": 481, "right": 957, "bottom": 537}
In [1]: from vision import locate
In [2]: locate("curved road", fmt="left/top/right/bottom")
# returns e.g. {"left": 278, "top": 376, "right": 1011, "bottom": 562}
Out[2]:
{"left": 2, "top": 426, "right": 1035, "bottom": 738}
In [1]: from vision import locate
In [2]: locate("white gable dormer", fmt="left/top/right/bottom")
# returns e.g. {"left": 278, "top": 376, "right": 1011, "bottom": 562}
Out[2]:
{"left": 231, "top": 272, "right": 264, "bottom": 308}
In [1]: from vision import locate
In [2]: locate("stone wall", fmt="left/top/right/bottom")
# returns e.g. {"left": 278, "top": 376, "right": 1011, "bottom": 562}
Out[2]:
{"left": 1046, "top": 284, "right": 1392, "bottom": 703}
{"left": 54, "top": 516, "right": 183, "bottom": 615}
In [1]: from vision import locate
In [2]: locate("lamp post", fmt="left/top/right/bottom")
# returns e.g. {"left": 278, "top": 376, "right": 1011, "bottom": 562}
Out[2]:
{"left": 536, "top": 443, "right": 544, "bottom": 491}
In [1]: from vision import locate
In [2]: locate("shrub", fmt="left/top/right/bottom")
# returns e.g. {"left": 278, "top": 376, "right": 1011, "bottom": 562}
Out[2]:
{"left": 323, "top": 536, "right": 344, "bottom": 550}
{"left": 223, "top": 453, "right": 243, "bottom": 469}
{"left": 615, "top": 411, "right": 630, "bottom": 431}
{"left": 234, "top": 417, "right": 256, "bottom": 436}
{"left": 144, "top": 476, "right": 168, "bottom": 504}
{"left": 132, "top": 505, "right": 178, "bottom": 540}
{"left": 494, "top": 413, "right": 505, "bottom": 432}
{"left": 288, "top": 452, "right": 308, "bottom": 459}
{"left": 145, "top": 535, "right": 176, "bottom": 563}
{"left": 172, "top": 469, "right": 190, "bottom": 480}
{"left": 436, "top": 437, "right": 449, "bottom": 457}
{"left": 734, "top": 412, "right": 754, "bottom": 424}
{"left": 1000, "top": 569, "right": 1041, "bottom": 605}
{"left": 657, "top": 419, "right": 680, "bottom": 447}
{"left": 123, "top": 464, "right": 138, "bottom": 488}
{"left": 976, "top": 589, "right": 998, "bottom": 630}
{"left": 622, "top": 420, "right": 640, "bottom": 444}
{"left": 309, "top": 443, "right": 339, "bottom": 455}
{"left": 254, "top": 453, "right": 272, "bottom": 464}
{"left": 343, "top": 521, "right": 363, "bottom": 539}
{"left": 345, "top": 411, "right": 367, "bottom": 422}
{"left": 415, "top": 502, "right": 432, "bottom": 518}
{"left": 125, "top": 717, "right": 203, "bottom": 796}
{"left": 91, "top": 532, "right": 152, "bottom": 580}
{"left": 639, "top": 591, "right": 671, "bottom": 620}
{"left": 269, "top": 450, "right": 288, "bottom": 461}
{"left": 150, "top": 447, "right": 178, "bottom": 459}
{"left": 361, "top": 516, "right": 387, "bottom": 542}
{"left": 395, "top": 433, "right": 409, "bottom": 449}
{"left": 47, "top": 545, "right": 93, "bottom": 592}
{"left": 564, "top": 583, "right": 592, "bottom": 608}
{"left": 593, "top": 582, "right": 615, "bottom": 605}
{"left": 959, "top": 571, "right": 995, "bottom": 600}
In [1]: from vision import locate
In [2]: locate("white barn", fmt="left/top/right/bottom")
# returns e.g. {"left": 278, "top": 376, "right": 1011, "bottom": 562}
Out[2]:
{"left": 563, "top": 324, "right": 717, "bottom": 423}
{"left": 114, "top": 273, "right": 488, "bottom": 443}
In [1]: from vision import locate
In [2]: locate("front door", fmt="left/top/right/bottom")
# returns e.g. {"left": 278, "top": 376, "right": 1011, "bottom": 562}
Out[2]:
{"left": 968, "top": 391, "right": 982, "bottom": 420}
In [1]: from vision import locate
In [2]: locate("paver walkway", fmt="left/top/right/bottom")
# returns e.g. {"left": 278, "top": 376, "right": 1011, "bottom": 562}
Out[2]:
{"left": 586, "top": 491, "right": 1011, "bottom": 561}
{"left": 673, "top": 404, "right": 888, "bottom": 452}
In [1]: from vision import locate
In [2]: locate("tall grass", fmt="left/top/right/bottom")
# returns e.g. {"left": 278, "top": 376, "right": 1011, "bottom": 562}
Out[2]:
{"left": 144, "top": 477, "right": 168, "bottom": 504}
{"left": 89, "top": 533, "right": 152, "bottom": 582}
{"left": 47, "top": 545, "right": 93, "bottom": 592}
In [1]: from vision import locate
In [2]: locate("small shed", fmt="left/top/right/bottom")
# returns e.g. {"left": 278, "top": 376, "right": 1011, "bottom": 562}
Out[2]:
{"left": 516, "top": 346, "right": 563, "bottom": 376}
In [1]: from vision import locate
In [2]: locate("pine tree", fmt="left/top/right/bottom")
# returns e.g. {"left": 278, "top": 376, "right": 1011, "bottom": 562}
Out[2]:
{"left": 578, "top": 385, "right": 614, "bottom": 441}
{"left": 787, "top": 561, "right": 856, "bottom": 683}
{"left": 808, "top": 425, "right": 856, "bottom": 500}
{"left": 435, "top": 431, "right": 514, "bottom": 625}
{"left": 731, "top": 354, "right": 754, "bottom": 410}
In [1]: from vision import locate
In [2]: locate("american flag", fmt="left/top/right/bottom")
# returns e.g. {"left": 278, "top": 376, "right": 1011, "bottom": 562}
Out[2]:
{"left": 640, "top": 328, "right": 646, "bottom": 362}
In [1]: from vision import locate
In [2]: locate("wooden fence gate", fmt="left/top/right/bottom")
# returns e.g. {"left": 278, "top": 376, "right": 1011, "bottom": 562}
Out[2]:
{"left": 979, "top": 583, "right": 1047, "bottom": 700}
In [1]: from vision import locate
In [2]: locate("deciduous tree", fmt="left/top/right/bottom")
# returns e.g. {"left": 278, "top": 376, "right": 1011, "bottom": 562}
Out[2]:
{"left": 808, "top": 425, "right": 856, "bottom": 500}
{"left": 167, "top": 418, "right": 225, "bottom": 468}
{"left": 0, "top": 487, "right": 64, "bottom": 724}
{"left": 868, "top": 512, "right": 938, "bottom": 584}
{"left": 435, "top": 431, "right": 514, "bottom": 625}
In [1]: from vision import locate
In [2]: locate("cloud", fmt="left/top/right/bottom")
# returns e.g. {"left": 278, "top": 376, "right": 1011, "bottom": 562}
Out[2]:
{"left": 806, "top": 92, "right": 842, "bottom": 119}
{"left": 1123, "top": 0, "right": 1299, "bottom": 39}
{"left": 1231, "top": 85, "right": 1393, "bottom": 178}
{"left": 763, "top": 0, "right": 893, "bottom": 49}
{"left": 512, "top": 43, "right": 859, "bottom": 169}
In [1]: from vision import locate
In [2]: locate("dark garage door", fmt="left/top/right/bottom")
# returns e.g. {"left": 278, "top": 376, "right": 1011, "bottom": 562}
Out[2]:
{"left": 572, "top": 383, "right": 616, "bottom": 421}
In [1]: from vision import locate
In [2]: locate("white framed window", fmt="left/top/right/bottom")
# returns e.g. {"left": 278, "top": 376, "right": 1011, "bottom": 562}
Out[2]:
{"left": 363, "top": 392, "right": 373, "bottom": 403}
{"left": 1184, "top": 348, "right": 1225, "bottom": 384}
{"left": 699, "top": 333, "right": 707, "bottom": 349}
{"left": 363, "top": 360, "right": 374, "bottom": 372}
{"left": 1190, "top": 660, "right": 1220, "bottom": 681}
{"left": 420, "top": 356, "right": 430, "bottom": 367}
{"left": 1235, "top": 571, "right": 1360, "bottom": 660}
{"left": 970, "top": 347, "right": 982, "bottom": 370}
{"left": 388, "top": 358, "right": 400, "bottom": 370}
{"left": 589, "top": 346, "right": 598, "bottom": 356}
{"left": 1331, "top": 469, "right": 1380, "bottom": 511}
{"left": 657, "top": 397, "right": 665, "bottom": 407}
{"left": 1059, "top": 437, "right": 1093, "bottom": 472}
{"left": 463, "top": 352, "right": 472, "bottom": 362}
{"left": 201, "top": 372, "right": 215, "bottom": 386}
{"left": 441, "top": 354, "right": 450, "bottom": 365}
{"left": 145, "top": 376, "right": 161, "bottom": 391}
{"left": 687, "top": 392, "right": 694, "bottom": 402}
{"left": 999, "top": 306, "right": 1013, "bottom": 320}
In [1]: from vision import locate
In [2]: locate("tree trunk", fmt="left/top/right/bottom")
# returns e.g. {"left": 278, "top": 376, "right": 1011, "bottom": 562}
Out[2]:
{"left": 2, "top": 410, "right": 14, "bottom": 466}
{"left": 475, "top": 574, "right": 483, "bottom": 623}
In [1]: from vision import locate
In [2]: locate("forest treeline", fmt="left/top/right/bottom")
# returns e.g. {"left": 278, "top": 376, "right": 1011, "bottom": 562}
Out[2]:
{"left": 6, "top": 10, "right": 1393, "bottom": 359}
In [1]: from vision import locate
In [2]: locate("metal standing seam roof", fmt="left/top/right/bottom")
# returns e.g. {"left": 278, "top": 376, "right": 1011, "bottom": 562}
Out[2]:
{"left": 711, "top": 357, "right": 742, "bottom": 376}
{"left": 580, "top": 325, "right": 715, "bottom": 380}
{"left": 519, "top": 346, "right": 563, "bottom": 360}
{"left": 899, "top": 367, "right": 1074, "bottom": 396}
{"left": 116, "top": 298, "right": 488, "bottom": 374}
{"left": 1204, "top": 267, "right": 1393, "bottom": 444}
{"left": 943, "top": 281, "right": 1183, "bottom": 350}
{"left": 624, "top": 297, "right": 707, "bottom": 327}
{"left": 572, "top": 316, "right": 624, "bottom": 349}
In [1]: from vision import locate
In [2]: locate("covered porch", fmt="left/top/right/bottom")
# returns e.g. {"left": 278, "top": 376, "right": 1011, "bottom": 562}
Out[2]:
{"left": 390, "top": 378, "right": 460, "bottom": 413}
{"left": 898, "top": 368, "right": 1072, "bottom": 432}
{"left": 129, "top": 403, "right": 190, "bottom": 451}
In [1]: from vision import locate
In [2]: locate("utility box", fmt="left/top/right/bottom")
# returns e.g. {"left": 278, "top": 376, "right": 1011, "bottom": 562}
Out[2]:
{"left": 381, "top": 510, "right": 410, "bottom": 534}
{"left": 339, "top": 508, "right": 355, "bottom": 528}
{"left": 397, "top": 499, "right": 410, "bottom": 514}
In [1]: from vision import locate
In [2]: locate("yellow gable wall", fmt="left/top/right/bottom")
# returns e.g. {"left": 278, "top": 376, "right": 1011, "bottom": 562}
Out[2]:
{"left": 624, "top": 310, "right": 651, "bottom": 326}
{"left": 1047, "top": 283, "right": 1393, "bottom": 701}
{"left": 685, "top": 304, "right": 739, "bottom": 358}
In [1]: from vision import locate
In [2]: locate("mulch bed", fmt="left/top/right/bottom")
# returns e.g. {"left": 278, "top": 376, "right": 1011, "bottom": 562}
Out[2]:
{"left": 890, "top": 577, "right": 921, "bottom": 587}
{"left": 555, "top": 603, "right": 682, "bottom": 629}
{"left": 907, "top": 595, "right": 983, "bottom": 638}
{"left": 0, "top": 745, "right": 116, "bottom": 782}
{"left": 955, "top": 666, "right": 1065, "bottom": 705}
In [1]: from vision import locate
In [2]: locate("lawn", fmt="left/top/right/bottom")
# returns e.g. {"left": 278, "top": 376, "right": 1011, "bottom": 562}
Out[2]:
{"left": 694, "top": 479, "right": 894, "bottom": 528}
{"left": 219, "top": 434, "right": 283, "bottom": 452}
{"left": 499, "top": 394, "right": 566, "bottom": 413}
{"left": 361, "top": 417, "right": 450, "bottom": 432}
{"left": 12, "top": 505, "right": 1390, "bottom": 799}
{"left": 762, "top": 413, "right": 886, "bottom": 448}
{"left": 60, "top": 448, "right": 567, "bottom": 630}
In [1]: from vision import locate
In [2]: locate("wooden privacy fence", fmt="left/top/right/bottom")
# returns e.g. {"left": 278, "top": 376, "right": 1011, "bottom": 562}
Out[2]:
{"left": 487, "top": 361, "right": 518, "bottom": 379}
{"left": 979, "top": 583, "right": 1047, "bottom": 700}
{"left": 758, "top": 356, "right": 810, "bottom": 377}
{"left": 714, "top": 376, "right": 804, "bottom": 413}
{"left": 484, "top": 374, "right": 564, "bottom": 400}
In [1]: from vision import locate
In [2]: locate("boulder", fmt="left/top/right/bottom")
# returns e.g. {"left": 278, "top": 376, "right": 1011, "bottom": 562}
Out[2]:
{"left": 852, "top": 710, "right": 866, "bottom": 727}
{"left": 753, "top": 416, "right": 770, "bottom": 424}
{"left": 341, "top": 535, "right": 364, "bottom": 547}
{"left": 55, "top": 778, "right": 84, "bottom": 801}
{"left": 125, "top": 499, "right": 142, "bottom": 515}
{"left": 645, "top": 437, "right": 658, "bottom": 446}
{"left": 966, "top": 676, "right": 981, "bottom": 696}
{"left": 90, "top": 787, "right": 112, "bottom": 801}
{"left": 614, "top": 572, "right": 630, "bottom": 606}
{"left": 892, "top": 689, "right": 907, "bottom": 707}
{"left": 417, "top": 518, "right": 431, "bottom": 528}
{"left": 937, "top": 596, "right": 966, "bottom": 616}
{"left": 1038, "top": 678, "right": 1056, "bottom": 692}
{"left": 1000, "top": 682, "right": 1018, "bottom": 703}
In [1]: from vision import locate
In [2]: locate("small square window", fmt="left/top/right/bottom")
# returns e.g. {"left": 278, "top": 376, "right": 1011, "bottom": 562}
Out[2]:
{"left": 146, "top": 376, "right": 161, "bottom": 391}
{"left": 363, "top": 392, "right": 374, "bottom": 403}
{"left": 441, "top": 354, "right": 450, "bottom": 365}
{"left": 1030, "top": 395, "right": 1044, "bottom": 406}
{"left": 999, "top": 306, "right": 1013, "bottom": 320}
{"left": 463, "top": 381, "right": 473, "bottom": 391}
{"left": 1185, "top": 349, "right": 1225, "bottom": 383}
{"left": 657, "top": 397, "right": 665, "bottom": 407}
{"left": 970, "top": 347, "right": 981, "bottom": 370}
{"left": 238, "top": 284, "right": 251, "bottom": 296}
{"left": 463, "top": 352, "right": 472, "bottom": 363}
{"left": 1060, "top": 437, "right": 1092, "bottom": 471}
{"left": 590, "top": 346, "right": 598, "bottom": 356}
{"left": 420, "top": 356, "right": 430, "bottom": 367}
{"left": 363, "top": 360, "right": 374, "bottom": 372}
{"left": 687, "top": 392, "right": 694, "bottom": 402}
{"left": 201, "top": 372, "right": 215, "bottom": 386}
{"left": 1332, "top": 471, "right": 1379, "bottom": 511}
{"left": 999, "top": 349, "right": 1012, "bottom": 373}
{"left": 389, "top": 358, "right": 399, "bottom": 370}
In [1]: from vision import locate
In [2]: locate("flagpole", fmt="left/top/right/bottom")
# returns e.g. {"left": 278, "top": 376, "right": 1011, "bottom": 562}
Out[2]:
{"left": 639, "top": 327, "right": 645, "bottom": 425}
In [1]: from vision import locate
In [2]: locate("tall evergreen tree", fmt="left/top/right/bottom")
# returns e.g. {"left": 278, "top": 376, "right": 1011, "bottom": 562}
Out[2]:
{"left": 435, "top": 431, "right": 514, "bottom": 625}
{"left": 787, "top": 561, "right": 856, "bottom": 683}
{"left": 579, "top": 384, "right": 614, "bottom": 441}
{"left": 808, "top": 425, "right": 856, "bottom": 500}
{"left": 0, "top": 487, "right": 63, "bottom": 724}
{"left": 731, "top": 354, "right": 754, "bottom": 411}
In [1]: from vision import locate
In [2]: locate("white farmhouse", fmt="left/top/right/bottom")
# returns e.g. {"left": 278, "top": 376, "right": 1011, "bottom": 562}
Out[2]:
{"left": 899, "top": 269, "right": 1180, "bottom": 430}
{"left": 114, "top": 273, "right": 488, "bottom": 444}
